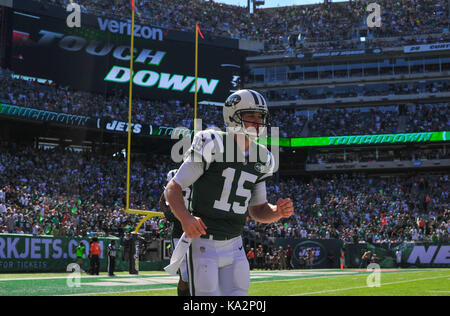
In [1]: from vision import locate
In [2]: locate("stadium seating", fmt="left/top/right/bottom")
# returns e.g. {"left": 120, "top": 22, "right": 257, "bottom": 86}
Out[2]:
{"left": 37, "top": 0, "right": 449, "bottom": 52}
{"left": 1, "top": 0, "right": 449, "bottom": 245}
{"left": 0, "top": 145, "right": 448, "bottom": 243}
{"left": 1, "top": 71, "right": 449, "bottom": 137}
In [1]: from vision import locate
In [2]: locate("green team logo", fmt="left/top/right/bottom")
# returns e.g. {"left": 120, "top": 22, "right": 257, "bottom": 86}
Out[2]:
{"left": 224, "top": 94, "right": 241, "bottom": 107}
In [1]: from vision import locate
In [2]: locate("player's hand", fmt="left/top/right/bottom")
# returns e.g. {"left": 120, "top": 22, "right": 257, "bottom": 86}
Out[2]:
{"left": 181, "top": 215, "right": 207, "bottom": 239}
{"left": 277, "top": 198, "right": 294, "bottom": 218}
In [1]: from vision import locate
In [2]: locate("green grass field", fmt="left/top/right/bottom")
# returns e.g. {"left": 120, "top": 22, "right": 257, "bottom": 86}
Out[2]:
{"left": 0, "top": 269, "right": 448, "bottom": 296}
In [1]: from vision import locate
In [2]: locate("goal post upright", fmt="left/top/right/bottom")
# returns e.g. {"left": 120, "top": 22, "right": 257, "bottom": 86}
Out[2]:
{"left": 124, "top": 1, "right": 164, "bottom": 234}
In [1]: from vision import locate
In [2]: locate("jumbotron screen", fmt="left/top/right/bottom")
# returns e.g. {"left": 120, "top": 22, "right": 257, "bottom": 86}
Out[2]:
{"left": 11, "top": 10, "right": 243, "bottom": 103}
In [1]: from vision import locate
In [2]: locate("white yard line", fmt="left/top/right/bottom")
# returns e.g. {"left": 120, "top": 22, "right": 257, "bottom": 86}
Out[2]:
{"left": 61, "top": 286, "right": 176, "bottom": 296}
{"left": 0, "top": 269, "right": 436, "bottom": 282}
{"left": 0, "top": 273, "right": 166, "bottom": 282}
{"left": 289, "top": 275, "right": 449, "bottom": 296}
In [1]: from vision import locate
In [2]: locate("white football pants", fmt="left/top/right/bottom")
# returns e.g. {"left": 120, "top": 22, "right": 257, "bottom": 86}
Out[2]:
{"left": 187, "top": 236, "right": 250, "bottom": 296}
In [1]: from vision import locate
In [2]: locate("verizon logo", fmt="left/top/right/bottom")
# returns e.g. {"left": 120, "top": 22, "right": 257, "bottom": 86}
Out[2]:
{"left": 97, "top": 17, "right": 164, "bottom": 41}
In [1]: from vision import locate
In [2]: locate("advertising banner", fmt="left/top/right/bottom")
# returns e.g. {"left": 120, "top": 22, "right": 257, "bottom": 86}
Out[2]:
{"left": 404, "top": 42, "right": 450, "bottom": 53}
{"left": 297, "top": 48, "right": 381, "bottom": 59}
{"left": 0, "top": 234, "right": 110, "bottom": 272}
{"left": 290, "top": 132, "right": 448, "bottom": 147}
{"left": 0, "top": 103, "right": 91, "bottom": 127}
{"left": 0, "top": 103, "right": 194, "bottom": 138}
{"left": 2, "top": 234, "right": 447, "bottom": 272}
{"left": 344, "top": 242, "right": 450, "bottom": 268}
{"left": 2, "top": 103, "right": 449, "bottom": 147}
{"left": 0, "top": 234, "right": 168, "bottom": 273}
{"left": 11, "top": 10, "right": 243, "bottom": 103}
{"left": 274, "top": 238, "right": 343, "bottom": 269}
{"left": 396, "top": 243, "right": 450, "bottom": 268}
{"left": 261, "top": 131, "right": 449, "bottom": 147}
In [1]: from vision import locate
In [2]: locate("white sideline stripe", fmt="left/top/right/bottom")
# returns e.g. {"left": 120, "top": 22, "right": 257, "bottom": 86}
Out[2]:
{"left": 0, "top": 269, "right": 432, "bottom": 282}
{"left": 0, "top": 273, "right": 166, "bottom": 282}
{"left": 289, "top": 275, "right": 449, "bottom": 296}
{"left": 61, "top": 287, "right": 176, "bottom": 296}
{"left": 65, "top": 274, "right": 450, "bottom": 296}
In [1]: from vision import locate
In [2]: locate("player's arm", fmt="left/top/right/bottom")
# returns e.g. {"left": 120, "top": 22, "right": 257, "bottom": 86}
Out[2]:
{"left": 166, "top": 130, "right": 223, "bottom": 238}
{"left": 165, "top": 180, "right": 191, "bottom": 223}
{"left": 249, "top": 199, "right": 293, "bottom": 223}
{"left": 248, "top": 181, "right": 294, "bottom": 223}
{"left": 165, "top": 155, "right": 207, "bottom": 239}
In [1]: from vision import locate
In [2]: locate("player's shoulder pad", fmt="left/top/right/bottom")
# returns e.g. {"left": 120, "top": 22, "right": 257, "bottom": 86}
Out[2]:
{"left": 187, "top": 129, "right": 225, "bottom": 163}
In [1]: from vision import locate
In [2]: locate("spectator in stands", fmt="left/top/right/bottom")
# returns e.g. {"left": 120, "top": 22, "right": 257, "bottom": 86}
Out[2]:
{"left": 0, "top": 143, "right": 448, "bottom": 244}
{"left": 2, "top": 67, "right": 449, "bottom": 138}
{"left": 37, "top": 0, "right": 448, "bottom": 53}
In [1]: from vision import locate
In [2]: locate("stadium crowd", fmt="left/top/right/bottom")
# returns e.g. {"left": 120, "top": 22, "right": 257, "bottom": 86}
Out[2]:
{"left": 265, "top": 80, "right": 450, "bottom": 102}
{"left": 404, "top": 103, "right": 450, "bottom": 133}
{"left": 37, "top": 0, "right": 449, "bottom": 53}
{"left": 0, "top": 144, "right": 177, "bottom": 238}
{"left": 0, "top": 145, "right": 448, "bottom": 244}
{"left": 254, "top": 174, "right": 449, "bottom": 244}
{"left": 1, "top": 70, "right": 449, "bottom": 138}
{"left": 307, "top": 103, "right": 449, "bottom": 137}
{"left": 0, "top": 69, "right": 221, "bottom": 130}
{"left": 306, "top": 146, "right": 450, "bottom": 165}
{"left": 308, "top": 106, "right": 400, "bottom": 136}
{"left": 2, "top": 0, "right": 450, "bottom": 242}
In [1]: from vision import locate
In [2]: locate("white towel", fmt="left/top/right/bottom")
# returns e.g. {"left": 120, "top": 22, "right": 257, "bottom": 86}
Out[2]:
{"left": 164, "top": 232, "right": 192, "bottom": 275}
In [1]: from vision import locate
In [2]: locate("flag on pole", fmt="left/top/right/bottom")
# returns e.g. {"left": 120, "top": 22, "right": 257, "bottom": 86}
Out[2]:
{"left": 196, "top": 24, "right": 204, "bottom": 40}
{"left": 131, "top": 0, "right": 135, "bottom": 11}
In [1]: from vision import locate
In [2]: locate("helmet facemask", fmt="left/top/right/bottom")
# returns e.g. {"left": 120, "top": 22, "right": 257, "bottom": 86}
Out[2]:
{"left": 230, "top": 109, "right": 269, "bottom": 140}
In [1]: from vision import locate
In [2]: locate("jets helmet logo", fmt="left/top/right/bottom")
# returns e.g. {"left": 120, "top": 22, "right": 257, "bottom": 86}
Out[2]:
{"left": 224, "top": 94, "right": 241, "bottom": 107}
{"left": 254, "top": 163, "right": 264, "bottom": 173}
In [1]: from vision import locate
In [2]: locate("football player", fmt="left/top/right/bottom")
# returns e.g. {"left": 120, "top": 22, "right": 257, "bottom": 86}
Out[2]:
{"left": 160, "top": 169, "right": 191, "bottom": 296}
{"left": 165, "top": 89, "right": 294, "bottom": 296}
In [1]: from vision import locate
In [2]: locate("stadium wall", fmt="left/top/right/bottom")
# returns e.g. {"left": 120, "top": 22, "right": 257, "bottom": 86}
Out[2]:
{"left": 0, "top": 234, "right": 168, "bottom": 273}
{"left": 273, "top": 238, "right": 343, "bottom": 269}
{"left": 1, "top": 234, "right": 448, "bottom": 273}
{"left": 265, "top": 238, "right": 450, "bottom": 269}
{"left": 345, "top": 242, "right": 450, "bottom": 269}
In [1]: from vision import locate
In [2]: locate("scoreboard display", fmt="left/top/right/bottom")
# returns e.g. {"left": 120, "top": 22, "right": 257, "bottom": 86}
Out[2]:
{"left": 11, "top": 10, "right": 244, "bottom": 103}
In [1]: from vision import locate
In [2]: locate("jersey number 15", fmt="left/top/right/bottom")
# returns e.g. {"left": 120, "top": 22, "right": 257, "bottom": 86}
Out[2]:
{"left": 213, "top": 167, "right": 258, "bottom": 214}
